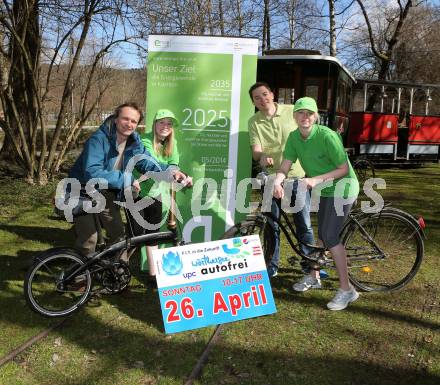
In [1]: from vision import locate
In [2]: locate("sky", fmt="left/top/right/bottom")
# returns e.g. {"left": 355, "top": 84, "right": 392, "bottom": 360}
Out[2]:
{"left": 112, "top": 0, "right": 440, "bottom": 69}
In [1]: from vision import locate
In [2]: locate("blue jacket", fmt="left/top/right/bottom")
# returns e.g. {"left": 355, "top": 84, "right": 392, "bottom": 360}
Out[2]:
{"left": 69, "top": 117, "right": 168, "bottom": 193}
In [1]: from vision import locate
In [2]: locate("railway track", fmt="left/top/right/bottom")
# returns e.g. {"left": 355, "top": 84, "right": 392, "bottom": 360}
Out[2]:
{"left": 0, "top": 318, "right": 223, "bottom": 384}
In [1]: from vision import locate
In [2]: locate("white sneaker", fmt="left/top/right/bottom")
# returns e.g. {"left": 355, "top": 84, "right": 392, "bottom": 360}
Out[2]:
{"left": 292, "top": 275, "right": 322, "bottom": 292}
{"left": 327, "top": 287, "right": 359, "bottom": 311}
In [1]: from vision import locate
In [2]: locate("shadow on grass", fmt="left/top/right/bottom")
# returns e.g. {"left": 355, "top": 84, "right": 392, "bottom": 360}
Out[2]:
{"left": 0, "top": 224, "right": 74, "bottom": 246}
{"left": 202, "top": 339, "right": 440, "bottom": 385}
{"left": 98, "top": 279, "right": 165, "bottom": 332}
{"left": 270, "top": 283, "right": 439, "bottom": 332}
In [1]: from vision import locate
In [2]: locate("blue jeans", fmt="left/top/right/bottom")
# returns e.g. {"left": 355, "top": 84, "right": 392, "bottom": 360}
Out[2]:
{"left": 265, "top": 180, "right": 314, "bottom": 268}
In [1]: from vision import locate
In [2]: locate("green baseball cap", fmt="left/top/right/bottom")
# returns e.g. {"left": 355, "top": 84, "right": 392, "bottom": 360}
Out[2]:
{"left": 293, "top": 97, "right": 318, "bottom": 113}
{"left": 153, "top": 109, "right": 179, "bottom": 127}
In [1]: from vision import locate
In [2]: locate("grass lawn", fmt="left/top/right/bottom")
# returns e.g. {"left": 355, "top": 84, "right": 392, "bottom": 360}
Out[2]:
{"left": 0, "top": 164, "right": 439, "bottom": 385}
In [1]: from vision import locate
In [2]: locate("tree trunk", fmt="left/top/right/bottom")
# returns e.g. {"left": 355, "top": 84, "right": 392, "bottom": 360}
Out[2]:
{"left": 219, "top": 0, "right": 225, "bottom": 35}
{"left": 262, "top": 0, "right": 270, "bottom": 52}
{"left": 236, "top": 0, "right": 243, "bottom": 35}
{"left": 0, "top": 132, "right": 17, "bottom": 162}
{"left": 288, "top": 0, "right": 297, "bottom": 48}
{"left": 1, "top": 0, "right": 41, "bottom": 182}
{"left": 328, "top": 0, "right": 337, "bottom": 56}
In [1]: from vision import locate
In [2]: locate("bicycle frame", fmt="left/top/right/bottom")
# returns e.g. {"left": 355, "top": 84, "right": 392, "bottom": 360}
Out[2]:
{"left": 256, "top": 200, "right": 326, "bottom": 267}
{"left": 277, "top": 209, "right": 325, "bottom": 259}
{"left": 259, "top": 201, "right": 392, "bottom": 267}
{"left": 341, "top": 206, "right": 424, "bottom": 263}
{"left": 340, "top": 211, "right": 386, "bottom": 262}
{"left": 60, "top": 229, "right": 179, "bottom": 285}
{"left": 61, "top": 182, "right": 186, "bottom": 284}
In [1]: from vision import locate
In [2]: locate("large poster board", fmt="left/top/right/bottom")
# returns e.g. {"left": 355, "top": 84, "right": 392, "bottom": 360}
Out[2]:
{"left": 152, "top": 235, "right": 276, "bottom": 334}
{"left": 146, "top": 35, "right": 258, "bottom": 242}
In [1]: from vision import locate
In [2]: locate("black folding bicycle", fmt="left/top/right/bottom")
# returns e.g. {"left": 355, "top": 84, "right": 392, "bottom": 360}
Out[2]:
{"left": 24, "top": 185, "right": 185, "bottom": 318}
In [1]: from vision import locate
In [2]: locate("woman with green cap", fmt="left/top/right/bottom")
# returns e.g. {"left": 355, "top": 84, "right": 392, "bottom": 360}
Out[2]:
{"left": 273, "top": 96, "right": 360, "bottom": 311}
{"left": 135, "top": 109, "right": 192, "bottom": 278}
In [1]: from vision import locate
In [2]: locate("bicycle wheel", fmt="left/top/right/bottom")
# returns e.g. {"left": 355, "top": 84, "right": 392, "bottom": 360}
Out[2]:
{"left": 24, "top": 249, "right": 92, "bottom": 317}
{"left": 221, "top": 217, "right": 275, "bottom": 265}
{"left": 343, "top": 211, "right": 424, "bottom": 292}
{"left": 381, "top": 206, "right": 425, "bottom": 233}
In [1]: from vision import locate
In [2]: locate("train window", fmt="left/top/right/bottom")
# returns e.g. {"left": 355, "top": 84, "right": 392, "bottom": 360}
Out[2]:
{"left": 382, "top": 87, "right": 398, "bottom": 113}
{"left": 365, "top": 85, "right": 383, "bottom": 112}
{"left": 305, "top": 85, "right": 319, "bottom": 102}
{"left": 352, "top": 88, "right": 364, "bottom": 111}
{"left": 409, "top": 88, "right": 440, "bottom": 116}
{"left": 412, "top": 89, "right": 428, "bottom": 115}
{"left": 278, "top": 88, "right": 294, "bottom": 104}
{"left": 336, "top": 79, "right": 351, "bottom": 114}
{"left": 399, "top": 88, "right": 412, "bottom": 116}
{"left": 429, "top": 88, "right": 440, "bottom": 116}
{"left": 327, "top": 83, "right": 333, "bottom": 110}
{"left": 304, "top": 77, "right": 328, "bottom": 111}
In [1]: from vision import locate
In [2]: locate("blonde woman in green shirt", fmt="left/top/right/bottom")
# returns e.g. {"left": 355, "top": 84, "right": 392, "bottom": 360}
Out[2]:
{"left": 273, "top": 97, "right": 360, "bottom": 311}
{"left": 133, "top": 109, "right": 192, "bottom": 277}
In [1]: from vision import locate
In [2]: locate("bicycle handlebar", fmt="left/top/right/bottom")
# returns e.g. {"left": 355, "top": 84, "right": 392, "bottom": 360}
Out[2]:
{"left": 255, "top": 171, "right": 300, "bottom": 189}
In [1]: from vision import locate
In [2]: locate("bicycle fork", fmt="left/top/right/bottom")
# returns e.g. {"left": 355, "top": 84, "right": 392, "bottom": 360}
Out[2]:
{"left": 345, "top": 215, "right": 386, "bottom": 261}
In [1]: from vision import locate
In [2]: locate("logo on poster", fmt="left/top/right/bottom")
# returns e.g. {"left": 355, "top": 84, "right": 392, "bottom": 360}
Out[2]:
{"left": 154, "top": 39, "right": 171, "bottom": 48}
{"left": 221, "top": 238, "right": 250, "bottom": 258}
{"left": 162, "top": 251, "right": 183, "bottom": 275}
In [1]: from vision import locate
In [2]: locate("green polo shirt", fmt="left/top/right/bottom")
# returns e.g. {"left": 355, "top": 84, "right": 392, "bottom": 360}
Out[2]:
{"left": 283, "top": 124, "right": 359, "bottom": 198}
{"left": 248, "top": 104, "right": 305, "bottom": 178}
{"left": 137, "top": 131, "right": 180, "bottom": 198}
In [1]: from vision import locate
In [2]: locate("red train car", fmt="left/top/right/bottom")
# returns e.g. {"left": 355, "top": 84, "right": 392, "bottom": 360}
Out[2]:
{"left": 348, "top": 79, "right": 440, "bottom": 162}
{"left": 257, "top": 51, "right": 440, "bottom": 164}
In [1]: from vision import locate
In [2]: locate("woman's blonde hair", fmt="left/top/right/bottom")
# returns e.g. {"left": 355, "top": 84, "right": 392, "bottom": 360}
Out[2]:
{"left": 152, "top": 120, "right": 174, "bottom": 158}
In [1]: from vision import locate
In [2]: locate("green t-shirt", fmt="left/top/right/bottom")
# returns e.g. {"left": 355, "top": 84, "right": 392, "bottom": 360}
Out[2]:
{"left": 138, "top": 131, "right": 180, "bottom": 198}
{"left": 248, "top": 104, "right": 305, "bottom": 178}
{"left": 283, "top": 124, "right": 359, "bottom": 198}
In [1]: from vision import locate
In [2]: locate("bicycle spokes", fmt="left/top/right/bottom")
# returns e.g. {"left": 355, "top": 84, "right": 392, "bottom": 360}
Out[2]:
{"left": 344, "top": 211, "right": 423, "bottom": 292}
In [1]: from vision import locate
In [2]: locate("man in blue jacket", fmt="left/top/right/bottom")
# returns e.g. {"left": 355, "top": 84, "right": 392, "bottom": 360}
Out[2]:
{"left": 69, "top": 102, "right": 184, "bottom": 257}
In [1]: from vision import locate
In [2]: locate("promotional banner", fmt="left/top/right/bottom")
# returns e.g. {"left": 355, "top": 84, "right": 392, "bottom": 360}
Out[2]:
{"left": 146, "top": 35, "right": 258, "bottom": 243}
{"left": 152, "top": 235, "right": 277, "bottom": 334}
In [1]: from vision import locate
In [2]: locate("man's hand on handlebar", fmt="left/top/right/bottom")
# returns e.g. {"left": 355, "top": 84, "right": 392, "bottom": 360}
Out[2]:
{"left": 273, "top": 176, "right": 322, "bottom": 199}
{"left": 273, "top": 183, "right": 284, "bottom": 199}
{"left": 259, "top": 154, "right": 274, "bottom": 168}
{"left": 300, "top": 177, "right": 322, "bottom": 190}
{"left": 181, "top": 176, "right": 193, "bottom": 187}
{"left": 132, "top": 179, "right": 141, "bottom": 193}
{"left": 173, "top": 170, "right": 193, "bottom": 187}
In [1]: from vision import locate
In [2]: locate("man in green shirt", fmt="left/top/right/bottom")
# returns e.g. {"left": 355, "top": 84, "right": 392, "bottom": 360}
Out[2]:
{"left": 248, "top": 82, "right": 314, "bottom": 277}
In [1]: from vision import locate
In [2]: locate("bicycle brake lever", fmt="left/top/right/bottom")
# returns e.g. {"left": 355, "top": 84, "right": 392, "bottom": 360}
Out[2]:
{"left": 256, "top": 171, "right": 269, "bottom": 187}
